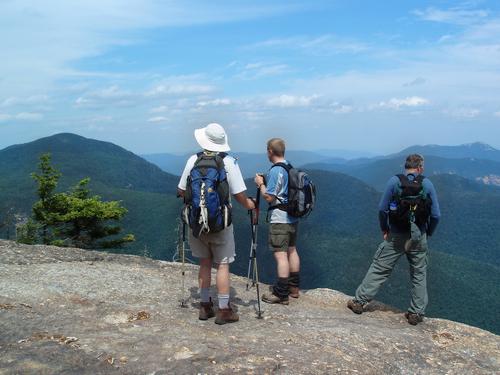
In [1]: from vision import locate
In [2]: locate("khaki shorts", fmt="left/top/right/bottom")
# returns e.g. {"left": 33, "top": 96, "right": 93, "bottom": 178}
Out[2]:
{"left": 268, "top": 223, "right": 298, "bottom": 252}
{"left": 188, "top": 225, "right": 235, "bottom": 264}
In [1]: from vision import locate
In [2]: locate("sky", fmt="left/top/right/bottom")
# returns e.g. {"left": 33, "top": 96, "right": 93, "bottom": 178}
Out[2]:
{"left": 1, "top": 0, "right": 500, "bottom": 155}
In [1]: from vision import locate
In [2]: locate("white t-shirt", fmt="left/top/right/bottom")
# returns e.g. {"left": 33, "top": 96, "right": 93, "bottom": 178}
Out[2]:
{"left": 177, "top": 153, "right": 247, "bottom": 195}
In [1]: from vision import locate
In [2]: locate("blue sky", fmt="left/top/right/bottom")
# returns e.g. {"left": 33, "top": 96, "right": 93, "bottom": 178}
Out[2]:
{"left": 1, "top": 0, "right": 500, "bottom": 155}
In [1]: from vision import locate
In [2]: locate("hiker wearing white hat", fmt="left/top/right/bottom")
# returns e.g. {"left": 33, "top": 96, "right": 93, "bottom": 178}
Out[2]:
{"left": 177, "top": 123, "right": 256, "bottom": 325}
{"left": 194, "top": 123, "right": 231, "bottom": 152}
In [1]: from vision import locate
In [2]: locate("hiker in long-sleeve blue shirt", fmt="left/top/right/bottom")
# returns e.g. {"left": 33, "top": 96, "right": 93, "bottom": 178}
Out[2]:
{"left": 347, "top": 154, "right": 441, "bottom": 326}
{"left": 378, "top": 174, "right": 441, "bottom": 237}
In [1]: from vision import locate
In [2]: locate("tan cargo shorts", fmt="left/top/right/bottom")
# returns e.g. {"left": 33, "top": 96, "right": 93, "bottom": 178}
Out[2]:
{"left": 188, "top": 225, "right": 236, "bottom": 264}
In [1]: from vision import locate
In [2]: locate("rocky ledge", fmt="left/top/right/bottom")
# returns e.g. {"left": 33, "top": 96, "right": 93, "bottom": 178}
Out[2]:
{"left": 0, "top": 240, "right": 499, "bottom": 374}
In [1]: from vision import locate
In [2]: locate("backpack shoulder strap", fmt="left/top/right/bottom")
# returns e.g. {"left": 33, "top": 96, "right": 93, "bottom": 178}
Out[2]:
{"left": 193, "top": 152, "right": 226, "bottom": 171}
{"left": 271, "top": 161, "right": 292, "bottom": 172}
{"left": 396, "top": 173, "right": 407, "bottom": 183}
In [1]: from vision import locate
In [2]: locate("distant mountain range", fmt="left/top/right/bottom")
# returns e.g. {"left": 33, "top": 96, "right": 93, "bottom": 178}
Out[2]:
{"left": 0, "top": 133, "right": 498, "bottom": 334}
{"left": 395, "top": 142, "right": 500, "bottom": 162}
{"left": 143, "top": 142, "right": 500, "bottom": 187}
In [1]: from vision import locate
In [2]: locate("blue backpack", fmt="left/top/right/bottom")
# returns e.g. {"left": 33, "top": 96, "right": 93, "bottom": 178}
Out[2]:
{"left": 183, "top": 152, "right": 232, "bottom": 237}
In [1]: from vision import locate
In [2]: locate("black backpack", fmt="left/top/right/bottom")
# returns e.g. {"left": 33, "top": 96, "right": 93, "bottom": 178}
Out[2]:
{"left": 269, "top": 162, "right": 316, "bottom": 218}
{"left": 389, "top": 174, "right": 432, "bottom": 229}
{"left": 182, "top": 152, "right": 231, "bottom": 238}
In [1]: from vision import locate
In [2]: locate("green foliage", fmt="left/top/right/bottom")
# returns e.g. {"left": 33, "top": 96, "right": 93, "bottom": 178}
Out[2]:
{"left": 16, "top": 218, "right": 40, "bottom": 245}
{"left": 29, "top": 153, "right": 134, "bottom": 249}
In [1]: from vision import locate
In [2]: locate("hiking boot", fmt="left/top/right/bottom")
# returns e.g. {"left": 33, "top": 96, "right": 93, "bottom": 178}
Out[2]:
{"left": 289, "top": 286, "right": 300, "bottom": 298}
{"left": 347, "top": 299, "right": 364, "bottom": 314}
{"left": 262, "top": 292, "right": 289, "bottom": 305}
{"left": 215, "top": 305, "right": 239, "bottom": 325}
{"left": 199, "top": 300, "right": 215, "bottom": 321}
{"left": 405, "top": 312, "right": 424, "bottom": 326}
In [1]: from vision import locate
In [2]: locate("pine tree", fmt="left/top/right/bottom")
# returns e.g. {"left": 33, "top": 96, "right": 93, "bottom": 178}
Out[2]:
{"left": 31, "top": 153, "right": 61, "bottom": 243}
{"left": 20, "top": 153, "right": 135, "bottom": 249}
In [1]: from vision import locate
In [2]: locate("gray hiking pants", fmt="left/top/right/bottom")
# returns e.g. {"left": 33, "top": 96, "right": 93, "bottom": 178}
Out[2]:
{"left": 355, "top": 232, "right": 429, "bottom": 315}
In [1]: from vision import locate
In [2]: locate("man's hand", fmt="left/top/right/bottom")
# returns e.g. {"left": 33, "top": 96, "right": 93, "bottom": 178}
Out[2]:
{"left": 254, "top": 174, "right": 265, "bottom": 187}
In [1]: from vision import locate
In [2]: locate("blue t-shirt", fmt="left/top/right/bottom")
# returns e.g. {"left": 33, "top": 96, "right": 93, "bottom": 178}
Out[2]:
{"left": 266, "top": 161, "right": 298, "bottom": 224}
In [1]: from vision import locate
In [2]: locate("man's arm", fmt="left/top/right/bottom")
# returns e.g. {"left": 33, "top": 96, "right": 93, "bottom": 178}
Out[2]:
{"left": 233, "top": 191, "right": 256, "bottom": 210}
{"left": 378, "top": 176, "right": 398, "bottom": 238}
{"left": 254, "top": 174, "right": 275, "bottom": 203}
{"left": 424, "top": 179, "right": 441, "bottom": 236}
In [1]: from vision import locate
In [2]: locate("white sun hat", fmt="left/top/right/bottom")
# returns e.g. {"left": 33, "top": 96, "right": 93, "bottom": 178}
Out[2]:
{"left": 194, "top": 123, "right": 230, "bottom": 152}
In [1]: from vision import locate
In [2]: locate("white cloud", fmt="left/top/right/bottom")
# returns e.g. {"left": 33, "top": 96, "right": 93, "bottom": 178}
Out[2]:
{"left": 0, "top": 112, "right": 43, "bottom": 122}
{"left": 266, "top": 94, "right": 319, "bottom": 108}
{"left": 1, "top": 95, "right": 50, "bottom": 108}
{"left": 75, "top": 85, "right": 135, "bottom": 108}
{"left": 0, "top": 114, "right": 11, "bottom": 122}
{"left": 250, "top": 34, "right": 368, "bottom": 55}
{"left": 444, "top": 108, "right": 481, "bottom": 119}
{"left": 147, "top": 84, "right": 215, "bottom": 97}
{"left": 148, "top": 116, "right": 169, "bottom": 123}
{"left": 235, "top": 62, "right": 291, "bottom": 79}
{"left": 150, "top": 105, "right": 169, "bottom": 113}
{"left": 16, "top": 112, "right": 43, "bottom": 121}
{"left": 0, "top": 1, "right": 301, "bottom": 98}
{"left": 378, "top": 96, "right": 430, "bottom": 110}
{"left": 494, "top": 111, "right": 500, "bottom": 118}
{"left": 330, "top": 102, "right": 354, "bottom": 114}
{"left": 197, "top": 98, "right": 232, "bottom": 107}
{"left": 403, "top": 77, "right": 426, "bottom": 87}
{"left": 413, "top": 6, "right": 488, "bottom": 25}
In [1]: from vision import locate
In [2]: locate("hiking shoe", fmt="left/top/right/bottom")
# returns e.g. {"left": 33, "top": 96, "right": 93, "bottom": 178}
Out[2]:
{"left": 262, "top": 292, "right": 289, "bottom": 305}
{"left": 215, "top": 305, "right": 239, "bottom": 325}
{"left": 289, "top": 286, "right": 300, "bottom": 298}
{"left": 405, "top": 312, "right": 424, "bottom": 326}
{"left": 347, "top": 299, "right": 364, "bottom": 314}
{"left": 199, "top": 300, "right": 215, "bottom": 320}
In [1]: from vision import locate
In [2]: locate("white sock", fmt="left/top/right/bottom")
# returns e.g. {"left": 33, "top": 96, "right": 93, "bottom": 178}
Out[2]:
{"left": 218, "top": 294, "right": 230, "bottom": 309}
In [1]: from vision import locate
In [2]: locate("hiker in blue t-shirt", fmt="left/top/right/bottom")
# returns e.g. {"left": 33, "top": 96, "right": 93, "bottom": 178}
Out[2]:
{"left": 254, "top": 138, "right": 300, "bottom": 305}
{"left": 347, "top": 154, "right": 441, "bottom": 325}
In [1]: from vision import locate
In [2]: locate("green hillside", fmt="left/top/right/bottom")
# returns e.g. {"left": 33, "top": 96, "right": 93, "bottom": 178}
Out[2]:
{"left": 0, "top": 133, "right": 179, "bottom": 257}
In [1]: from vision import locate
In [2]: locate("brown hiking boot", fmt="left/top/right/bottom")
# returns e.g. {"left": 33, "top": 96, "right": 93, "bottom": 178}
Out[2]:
{"left": 347, "top": 299, "right": 364, "bottom": 314}
{"left": 262, "top": 292, "right": 289, "bottom": 305}
{"left": 199, "top": 299, "right": 215, "bottom": 320}
{"left": 215, "top": 305, "right": 239, "bottom": 325}
{"left": 405, "top": 312, "right": 424, "bottom": 326}
{"left": 289, "top": 286, "right": 300, "bottom": 298}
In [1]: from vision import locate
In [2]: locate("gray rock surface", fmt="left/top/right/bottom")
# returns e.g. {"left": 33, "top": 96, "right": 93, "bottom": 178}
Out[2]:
{"left": 0, "top": 239, "right": 499, "bottom": 374}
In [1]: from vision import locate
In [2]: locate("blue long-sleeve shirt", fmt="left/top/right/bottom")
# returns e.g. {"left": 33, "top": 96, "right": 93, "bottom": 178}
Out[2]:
{"left": 378, "top": 173, "right": 441, "bottom": 236}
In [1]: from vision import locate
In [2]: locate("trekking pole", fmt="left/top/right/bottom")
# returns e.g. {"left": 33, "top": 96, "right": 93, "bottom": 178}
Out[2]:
{"left": 178, "top": 218, "right": 188, "bottom": 308}
{"left": 246, "top": 189, "right": 263, "bottom": 319}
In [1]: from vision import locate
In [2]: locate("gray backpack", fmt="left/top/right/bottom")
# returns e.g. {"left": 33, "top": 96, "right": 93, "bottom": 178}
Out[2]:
{"left": 269, "top": 162, "right": 316, "bottom": 218}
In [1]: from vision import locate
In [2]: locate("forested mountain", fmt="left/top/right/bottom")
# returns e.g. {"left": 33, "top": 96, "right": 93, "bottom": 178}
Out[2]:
{"left": 304, "top": 155, "right": 500, "bottom": 191}
{"left": 0, "top": 134, "right": 498, "bottom": 334}
{"left": 395, "top": 142, "right": 500, "bottom": 162}
{"left": 0, "top": 133, "right": 179, "bottom": 257}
